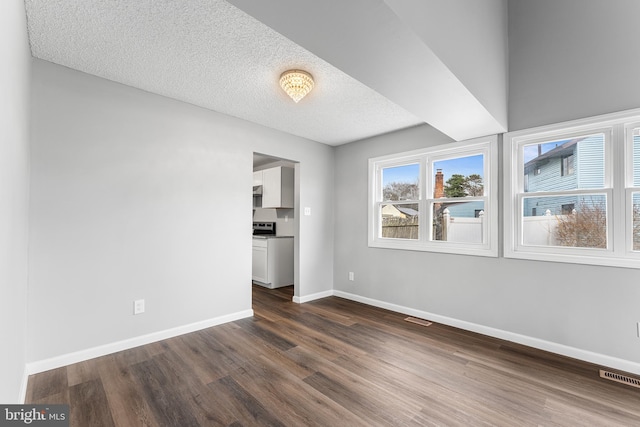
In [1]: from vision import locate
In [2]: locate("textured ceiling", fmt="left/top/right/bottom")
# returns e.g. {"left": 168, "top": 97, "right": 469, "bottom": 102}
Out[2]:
{"left": 24, "top": 0, "right": 508, "bottom": 146}
{"left": 24, "top": 0, "right": 423, "bottom": 145}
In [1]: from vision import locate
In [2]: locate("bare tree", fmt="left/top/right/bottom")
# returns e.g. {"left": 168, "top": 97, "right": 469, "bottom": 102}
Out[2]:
{"left": 464, "top": 174, "right": 484, "bottom": 196}
{"left": 383, "top": 181, "right": 418, "bottom": 201}
{"left": 555, "top": 201, "right": 607, "bottom": 248}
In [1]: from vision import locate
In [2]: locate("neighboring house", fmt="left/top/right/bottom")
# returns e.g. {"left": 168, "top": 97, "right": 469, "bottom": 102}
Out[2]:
{"left": 523, "top": 135, "right": 605, "bottom": 216}
{"left": 439, "top": 201, "right": 485, "bottom": 218}
{"left": 524, "top": 134, "right": 640, "bottom": 217}
{"left": 433, "top": 169, "right": 484, "bottom": 218}
{"left": 382, "top": 204, "right": 418, "bottom": 218}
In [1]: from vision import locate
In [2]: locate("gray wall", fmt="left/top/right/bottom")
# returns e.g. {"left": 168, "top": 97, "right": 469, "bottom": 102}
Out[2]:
{"left": 385, "top": 0, "right": 508, "bottom": 130}
{"left": 28, "top": 60, "right": 334, "bottom": 363}
{"left": 334, "top": 0, "right": 640, "bottom": 372}
{"left": 509, "top": 0, "right": 640, "bottom": 131}
{"left": 15, "top": 0, "right": 640, "bottom": 393}
{"left": 0, "top": 0, "right": 31, "bottom": 402}
{"left": 334, "top": 124, "right": 640, "bottom": 372}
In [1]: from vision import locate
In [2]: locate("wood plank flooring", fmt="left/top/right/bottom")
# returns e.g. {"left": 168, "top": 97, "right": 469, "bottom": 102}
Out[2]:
{"left": 26, "top": 285, "right": 640, "bottom": 426}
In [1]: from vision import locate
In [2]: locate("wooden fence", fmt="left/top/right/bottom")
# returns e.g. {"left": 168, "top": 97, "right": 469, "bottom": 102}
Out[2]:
{"left": 381, "top": 217, "right": 419, "bottom": 239}
{"left": 382, "top": 211, "right": 484, "bottom": 243}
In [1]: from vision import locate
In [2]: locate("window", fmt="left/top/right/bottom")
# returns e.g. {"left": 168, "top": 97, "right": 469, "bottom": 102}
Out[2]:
{"left": 629, "top": 126, "right": 640, "bottom": 252}
{"left": 561, "top": 203, "right": 575, "bottom": 215}
{"left": 369, "top": 136, "right": 498, "bottom": 257}
{"left": 561, "top": 153, "right": 575, "bottom": 176}
{"left": 505, "top": 108, "right": 640, "bottom": 268}
{"left": 380, "top": 163, "right": 420, "bottom": 240}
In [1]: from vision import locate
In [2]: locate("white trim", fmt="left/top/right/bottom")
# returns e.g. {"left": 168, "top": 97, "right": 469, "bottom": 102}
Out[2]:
{"left": 626, "top": 188, "right": 640, "bottom": 257}
{"left": 504, "top": 108, "right": 640, "bottom": 268}
{"left": 25, "top": 309, "right": 253, "bottom": 375}
{"left": 368, "top": 135, "right": 499, "bottom": 257}
{"left": 333, "top": 290, "right": 640, "bottom": 376}
{"left": 293, "top": 289, "right": 333, "bottom": 304}
{"left": 19, "top": 366, "right": 28, "bottom": 404}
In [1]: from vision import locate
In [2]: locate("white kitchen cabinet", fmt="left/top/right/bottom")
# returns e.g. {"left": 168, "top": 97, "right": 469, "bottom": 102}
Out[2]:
{"left": 251, "top": 239, "right": 268, "bottom": 283}
{"left": 253, "top": 170, "right": 263, "bottom": 209}
{"left": 262, "top": 166, "right": 294, "bottom": 209}
{"left": 252, "top": 237, "right": 293, "bottom": 288}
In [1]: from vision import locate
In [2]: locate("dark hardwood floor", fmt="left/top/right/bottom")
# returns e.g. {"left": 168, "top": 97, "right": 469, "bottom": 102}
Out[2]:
{"left": 27, "top": 285, "right": 640, "bottom": 426}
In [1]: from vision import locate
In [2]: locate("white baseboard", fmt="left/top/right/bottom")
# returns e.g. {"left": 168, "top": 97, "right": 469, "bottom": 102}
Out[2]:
{"left": 293, "top": 289, "right": 333, "bottom": 304}
{"left": 25, "top": 309, "right": 254, "bottom": 376}
{"left": 333, "top": 290, "right": 640, "bottom": 377}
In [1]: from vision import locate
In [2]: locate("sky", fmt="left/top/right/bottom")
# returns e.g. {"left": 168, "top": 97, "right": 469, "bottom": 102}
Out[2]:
{"left": 382, "top": 163, "right": 420, "bottom": 187}
{"left": 382, "top": 154, "right": 485, "bottom": 188}
{"left": 434, "top": 154, "right": 484, "bottom": 181}
{"left": 523, "top": 140, "right": 568, "bottom": 163}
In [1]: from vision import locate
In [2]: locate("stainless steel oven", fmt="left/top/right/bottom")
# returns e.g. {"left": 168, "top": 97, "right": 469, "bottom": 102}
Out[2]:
{"left": 253, "top": 222, "right": 276, "bottom": 236}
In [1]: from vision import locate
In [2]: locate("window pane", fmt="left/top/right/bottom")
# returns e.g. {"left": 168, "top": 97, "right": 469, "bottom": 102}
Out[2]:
{"left": 381, "top": 203, "right": 419, "bottom": 239}
{"left": 633, "top": 128, "right": 640, "bottom": 187}
{"left": 432, "top": 201, "right": 484, "bottom": 243}
{"left": 433, "top": 154, "right": 484, "bottom": 198}
{"left": 561, "top": 154, "right": 574, "bottom": 176}
{"left": 382, "top": 164, "right": 419, "bottom": 201}
{"left": 523, "top": 133, "right": 605, "bottom": 193}
{"left": 633, "top": 193, "right": 640, "bottom": 251}
{"left": 522, "top": 195, "right": 607, "bottom": 248}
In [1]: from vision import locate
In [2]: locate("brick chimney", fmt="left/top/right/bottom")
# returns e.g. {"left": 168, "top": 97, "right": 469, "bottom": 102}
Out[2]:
{"left": 434, "top": 169, "right": 444, "bottom": 198}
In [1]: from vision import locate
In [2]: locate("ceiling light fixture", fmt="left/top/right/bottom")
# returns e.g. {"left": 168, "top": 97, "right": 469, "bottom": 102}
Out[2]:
{"left": 279, "top": 70, "right": 314, "bottom": 103}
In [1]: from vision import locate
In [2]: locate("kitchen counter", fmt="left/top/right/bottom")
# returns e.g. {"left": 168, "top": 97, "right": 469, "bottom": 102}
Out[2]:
{"left": 252, "top": 235, "right": 294, "bottom": 239}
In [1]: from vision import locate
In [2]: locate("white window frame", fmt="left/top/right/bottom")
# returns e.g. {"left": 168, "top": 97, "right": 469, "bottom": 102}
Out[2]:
{"left": 504, "top": 108, "right": 640, "bottom": 268}
{"left": 625, "top": 122, "right": 640, "bottom": 256}
{"left": 368, "top": 135, "right": 498, "bottom": 257}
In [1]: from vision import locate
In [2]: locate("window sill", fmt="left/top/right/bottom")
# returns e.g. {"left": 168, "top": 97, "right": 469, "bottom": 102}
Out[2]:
{"left": 369, "top": 238, "right": 498, "bottom": 258}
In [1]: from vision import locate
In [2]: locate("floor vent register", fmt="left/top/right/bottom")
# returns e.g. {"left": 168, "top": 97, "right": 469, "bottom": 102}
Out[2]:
{"left": 599, "top": 369, "right": 640, "bottom": 389}
{"left": 404, "top": 317, "right": 432, "bottom": 327}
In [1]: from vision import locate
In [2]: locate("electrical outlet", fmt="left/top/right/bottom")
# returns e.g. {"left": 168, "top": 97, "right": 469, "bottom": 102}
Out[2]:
{"left": 134, "top": 299, "right": 145, "bottom": 315}
{"left": 348, "top": 272, "right": 355, "bottom": 281}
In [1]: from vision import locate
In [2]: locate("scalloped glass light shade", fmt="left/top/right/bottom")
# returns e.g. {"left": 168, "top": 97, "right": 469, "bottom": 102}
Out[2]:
{"left": 279, "top": 70, "right": 314, "bottom": 103}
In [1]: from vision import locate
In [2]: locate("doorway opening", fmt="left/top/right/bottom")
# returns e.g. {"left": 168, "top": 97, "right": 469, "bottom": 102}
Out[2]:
{"left": 252, "top": 152, "right": 299, "bottom": 302}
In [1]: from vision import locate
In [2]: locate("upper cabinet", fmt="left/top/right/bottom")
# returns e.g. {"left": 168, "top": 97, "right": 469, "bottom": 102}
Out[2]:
{"left": 262, "top": 166, "right": 294, "bottom": 208}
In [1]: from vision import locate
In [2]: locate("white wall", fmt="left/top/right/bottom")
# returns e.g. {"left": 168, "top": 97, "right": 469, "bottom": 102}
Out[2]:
{"left": 334, "top": 124, "right": 640, "bottom": 374}
{"left": 28, "top": 60, "right": 334, "bottom": 365}
{"left": 508, "top": 0, "right": 640, "bottom": 131}
{"left": 0, "top": 0, "right": 31, "bottom": 402}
